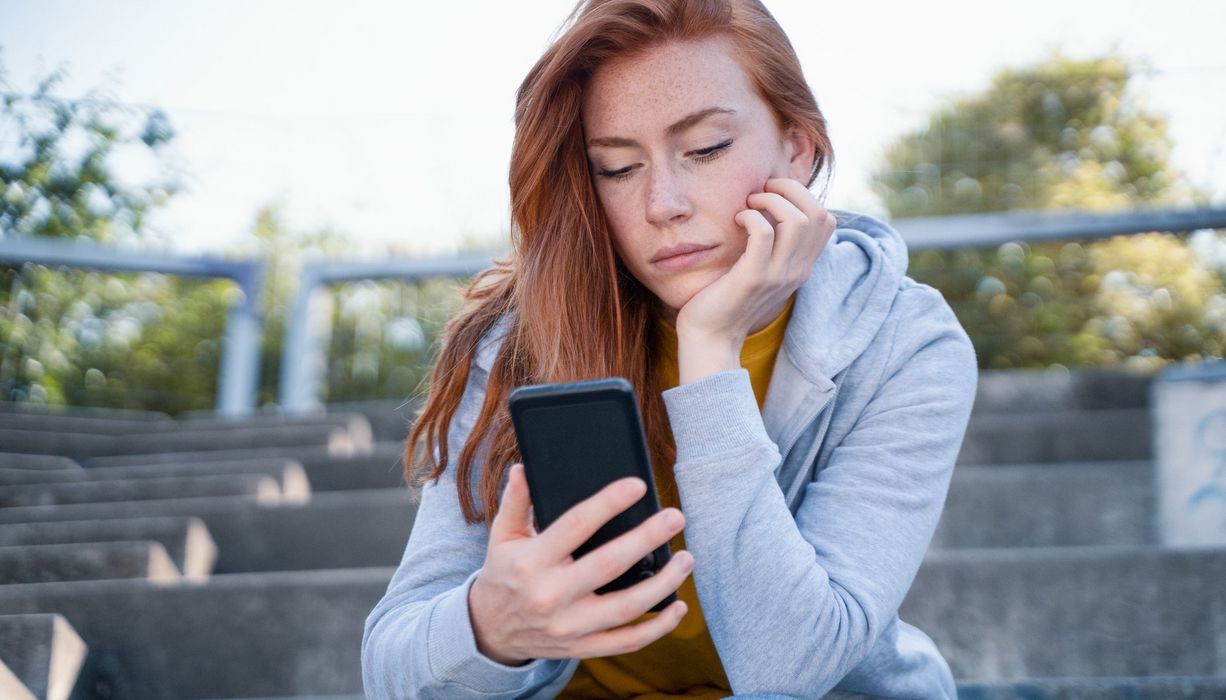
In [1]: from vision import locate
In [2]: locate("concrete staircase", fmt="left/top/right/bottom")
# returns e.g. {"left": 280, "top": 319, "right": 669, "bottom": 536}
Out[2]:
{"left": 0, "top": 369, "right": 1221, "bottom": 698}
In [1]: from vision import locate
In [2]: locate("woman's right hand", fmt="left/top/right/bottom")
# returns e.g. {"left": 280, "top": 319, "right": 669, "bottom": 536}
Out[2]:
{"left": 468, "top": 463, "right": 694, "bottom": 665}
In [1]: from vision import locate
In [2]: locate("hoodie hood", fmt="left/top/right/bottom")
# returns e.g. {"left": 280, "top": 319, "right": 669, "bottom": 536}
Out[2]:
{"left": 473, "top": 208, "right": 909, "bottom": 378}
{"left": 786, "top": 208, "right": 909, "bottom": 383}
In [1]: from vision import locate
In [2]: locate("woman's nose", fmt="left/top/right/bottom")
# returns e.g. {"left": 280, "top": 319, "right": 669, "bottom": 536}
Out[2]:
{"left": 644, "top": 164, "right": 692, "bottom": 226}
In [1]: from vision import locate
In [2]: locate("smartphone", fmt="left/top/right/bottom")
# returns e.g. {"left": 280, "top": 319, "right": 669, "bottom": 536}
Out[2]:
{"left": 508, "top": 377, "right": 676, "bottom": 613}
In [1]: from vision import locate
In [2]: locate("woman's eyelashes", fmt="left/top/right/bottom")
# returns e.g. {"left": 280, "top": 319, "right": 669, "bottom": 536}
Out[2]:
{"left": 596, "top": 139, "right": 734, "bottom": 182}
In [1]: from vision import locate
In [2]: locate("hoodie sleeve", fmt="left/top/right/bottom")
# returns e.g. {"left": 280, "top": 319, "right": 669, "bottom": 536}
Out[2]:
{"left": 660, "top": 285, "right": 977, "bottom": 697}
{"left": 360, "top": 363, "right": 575, "bottom": 699}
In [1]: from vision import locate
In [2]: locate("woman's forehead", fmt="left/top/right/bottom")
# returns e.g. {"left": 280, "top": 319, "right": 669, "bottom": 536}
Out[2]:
{"left": 581, "top": 36, "right": 760, "bottom": 138}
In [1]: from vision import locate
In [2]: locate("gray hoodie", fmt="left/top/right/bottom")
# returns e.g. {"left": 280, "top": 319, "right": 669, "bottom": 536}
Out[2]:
{"left": 362, "top": 209, "right": 978, "bottom": 699}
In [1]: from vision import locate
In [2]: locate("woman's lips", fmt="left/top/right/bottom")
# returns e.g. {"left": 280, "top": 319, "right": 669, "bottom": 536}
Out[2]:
{"left": 652, "top": 245, "right": 717, "bottom": 271}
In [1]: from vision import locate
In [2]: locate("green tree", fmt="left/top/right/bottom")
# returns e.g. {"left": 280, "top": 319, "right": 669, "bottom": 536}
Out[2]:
{"left": 238, "top": 204, "right": 469, "bottom": 408}
{"left": 0, "top": 60, "right": 177, "bottom": 244}
{"left": 1, "top": 56, "right": 477, "bottom": 413}
{"left": 0, "top": 57, "right": 232, "bottom": 410}
{"left": 872, "top": 49, "right": 1224, "bottom": 370}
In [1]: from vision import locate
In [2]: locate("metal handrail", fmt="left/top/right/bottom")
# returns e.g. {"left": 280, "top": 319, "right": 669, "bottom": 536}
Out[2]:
{"left": 278, "top": 253, "right": 493, "bottom": 412}
{"left": 894, "top": 206, "right": 1226, "bottom": 250}
{"left": 5, "top": 205, "right": 1226, "bottom": 414}
{"left": 0, "top": 237, "right": 264, "bottom": 416}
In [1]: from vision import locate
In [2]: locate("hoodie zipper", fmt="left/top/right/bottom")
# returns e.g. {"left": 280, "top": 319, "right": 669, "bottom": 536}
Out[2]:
{"left": 783, "top": 380, "right": 842, "bottom": 511}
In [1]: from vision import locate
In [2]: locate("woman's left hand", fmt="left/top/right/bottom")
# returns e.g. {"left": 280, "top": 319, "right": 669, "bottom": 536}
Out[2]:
{"left": 674, "top": 176, "right": 836, "bottom": 382}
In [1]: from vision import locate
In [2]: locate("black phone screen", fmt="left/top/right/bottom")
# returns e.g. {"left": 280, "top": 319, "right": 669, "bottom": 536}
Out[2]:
{"left": 509, "top": 378, "right": 674, "bottom": 607}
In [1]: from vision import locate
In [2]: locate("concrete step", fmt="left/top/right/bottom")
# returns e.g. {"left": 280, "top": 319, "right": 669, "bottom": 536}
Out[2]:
{"left": 0, "top": 431, "right": 111, "bottom": 459}
{"left": 0, "top": 613, "right": 86, "bottom": 700}
{"left": 325, "top": 399, "right": 419, "bottom": 442}
{"left": 0, "top": 492, "right": 275, "bottom": 526}
{"left": 973, "top": 368, "right": 1152, "bottom": 413}
{"left": 958, "top": 408, "right": 1151, "bottom": 464}
{"left": 175, "top": 413, "right": 374, "bottom": 446}
{"left": 0, "top": 661, "right": 35, "bottom": 700}
{"left": 0, "top": 424, "right": 366, "bottom": 459}
{"left": 0, "top": 454, "right": 81, "bottom": 472}
{"left": 901, "top": 545, "right": 1226, "bottom": 681}
{"left": 0, "top": 518, "right": 216, "bottom": 580}
{"left": 91, "top": 442, "right": 407, "bottom": 492}
{"left": 330, "top": 370, "right": 1160, "bottom": 441}
{"left": 0, "top": 411, "right": 372, "bottom": 445}
{"left": 0, "top": 403, "right": 169, "bottom": 422}
{"left": 0, "top": 474, "right": 287, "bottom": 508}
{"left": 0, "top": 412, "right": 178, "bottom": 436}
{"left": 111, "top": 424, "right": 367, "bottom": 457}
{"left": 0, "top": 489, "right": 415, "bottom": 573}
{"left": 0, "top": 458, "right": 310, "bottom": 498}
{"left": 956, "top": 675, "right": 1226, "bottom": 699}
{"left": 0, "top": 542, "right": 181, "bottom": 584}
{"left": 0, "top": 568, "right": 392, "bottom": 698}
{"left": 0, "top": 466, "right": 86, "bottom": 485}
{"left": 933, "top": 461, "right": 1154, "bottom": 548}
{"left": 199, "top": 489, "right": 415, "bottom": 573}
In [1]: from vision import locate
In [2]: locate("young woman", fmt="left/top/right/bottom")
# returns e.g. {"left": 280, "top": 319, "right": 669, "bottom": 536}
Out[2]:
{"left": 362, "top": 0, "right": 977, "bottom": 697}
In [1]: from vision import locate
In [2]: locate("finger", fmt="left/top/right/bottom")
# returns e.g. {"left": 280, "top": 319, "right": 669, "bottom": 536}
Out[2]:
{"left": 745, "top": 191, "right": 807, "bottom": 269}
{"left": 760, "top": 180, "right": 836, "bottom": 276}
{"left": 733, "top": 208, "right": 775, "bottom": 275}
{"left": 534, "top": 475, "right": 648, "bottom": 563}
{"left": 489, "top": 463, "right": 535, "bottom": 545}
{"left": 763, "top": 177, "right": 824, "bottom": 224}
{"left": 571, "top": 599, "right": 688, "bottom": 659}
{"left": 566, "top": 507, "right": 686, "bottom": 596}
{"left": 745, "top": 190, "right": 806, "bottom": 234}
{"left": 571, "top": 549, "right": 694, "bottom": 636}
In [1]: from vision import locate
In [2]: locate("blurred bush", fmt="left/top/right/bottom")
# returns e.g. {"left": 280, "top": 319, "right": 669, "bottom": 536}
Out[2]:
{"left": 873, "top": 49, "right": 1225, "bottom": 371}
{"left": 1, "top": 59, "right": 467, "bottom": 414}
{"left": 6, "top": 48, "right": 1226, "bottom": 413}
{"left": 241, "top": 206, "right": 467, "bottom": 408}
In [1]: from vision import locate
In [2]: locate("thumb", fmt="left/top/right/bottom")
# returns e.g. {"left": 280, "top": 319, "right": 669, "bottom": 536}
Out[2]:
{"left": 489, "top": 463, "right": 535, "bottom": 545}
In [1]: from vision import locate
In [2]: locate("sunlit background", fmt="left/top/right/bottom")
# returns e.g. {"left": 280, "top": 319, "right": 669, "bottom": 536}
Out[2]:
{"left": 2, "top": 0, "right": 1225, "bottom": 411}
{"left": 4, "top": 3, "right": 1226, "bottom": 698}
{"left": 2, "top": 0, "right": 1223, "bottom": 255}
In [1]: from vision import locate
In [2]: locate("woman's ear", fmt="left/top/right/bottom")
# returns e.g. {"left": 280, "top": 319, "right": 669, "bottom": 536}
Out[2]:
{"left": 782, "top": 125, "right": 817, "bottom": 183}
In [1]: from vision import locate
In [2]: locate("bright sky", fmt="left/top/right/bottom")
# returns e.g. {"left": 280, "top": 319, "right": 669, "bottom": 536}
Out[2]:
{"left": 1, "top": 0, "right": 1224, "bottom": 256}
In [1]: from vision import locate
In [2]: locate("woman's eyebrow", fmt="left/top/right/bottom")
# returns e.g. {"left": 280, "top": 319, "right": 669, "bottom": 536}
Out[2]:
{"left": 587, "top": 107, "right": 737, "bottom": 149}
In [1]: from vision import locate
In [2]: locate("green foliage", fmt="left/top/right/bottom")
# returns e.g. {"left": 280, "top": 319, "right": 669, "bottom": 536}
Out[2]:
{"left": 1, "top": 57, "right": 469, "bottom": 413}
{"left": 0, "top": 56, "right": 221, "bottom": 410}
{"left": 243, "top": 205, "right": 468, "bottom": 408}
{"left": 2, "top": 266, "right": 231, "bottom": 410}
{"left": 322, "top": 277, "right": 465, "bottom": 404}
{"left": 0, "top": 63, "right": 178, "bottom": 244}
{"left": 873, "top": 49, "right": 1225, "bottom": 371}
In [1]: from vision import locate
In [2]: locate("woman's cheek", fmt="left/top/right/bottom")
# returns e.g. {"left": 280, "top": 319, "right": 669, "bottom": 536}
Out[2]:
{"left": 728, "top": 161, "right": 776, "bottom": 216}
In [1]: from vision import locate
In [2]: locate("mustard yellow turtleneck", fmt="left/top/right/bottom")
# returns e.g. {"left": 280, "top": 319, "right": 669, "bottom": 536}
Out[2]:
{"left": 558, "top": 293, "right": 796, "bottom": 699}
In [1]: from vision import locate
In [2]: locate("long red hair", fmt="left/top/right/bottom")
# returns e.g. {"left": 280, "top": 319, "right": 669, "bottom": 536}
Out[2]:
{"left": 404, "top": 0, "right": 835, "bottom": 525}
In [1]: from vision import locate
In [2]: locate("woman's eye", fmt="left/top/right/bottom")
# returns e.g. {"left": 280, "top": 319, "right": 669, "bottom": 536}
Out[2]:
{"left": 595, "top": 139, "right": 733, "bottom": 182}
{"left": 599, "top": 165, "right": 635, "bottom": 181}
{"left": 691, "top": 139, "right": 733, "bottom": 162}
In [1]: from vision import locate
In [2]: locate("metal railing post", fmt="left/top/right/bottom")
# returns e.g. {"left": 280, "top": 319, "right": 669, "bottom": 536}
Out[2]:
{"left": 0, "top": 237, "right": 264, "bottom": 416}
{"left": 216, "top": 261, "right": 265, "bottom": 416}
{"left": 277, "top": 254, "right": 494, "bottom": 413}
{"left": 280, "top": 266, "right": 325, "bottom": 414}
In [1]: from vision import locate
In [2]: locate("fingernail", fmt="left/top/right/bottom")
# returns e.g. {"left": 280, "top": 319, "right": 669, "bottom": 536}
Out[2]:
{"left": 624, "top": 478, "right": 646, "bottom": 497}
{"left": 665, "top": 509, "right": 684, "bottom": 529}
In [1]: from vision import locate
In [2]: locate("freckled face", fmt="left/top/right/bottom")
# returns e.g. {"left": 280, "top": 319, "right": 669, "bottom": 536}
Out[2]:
{"left": 581, "top": 35, "right": 799, "bottom": 319}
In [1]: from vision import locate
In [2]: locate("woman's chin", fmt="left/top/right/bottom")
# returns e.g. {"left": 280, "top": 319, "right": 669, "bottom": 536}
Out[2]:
{"left": 652, "top": 268, "right": 727, "bottom": 313}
